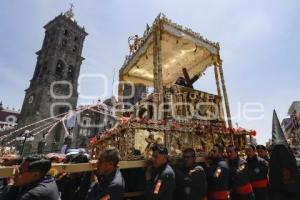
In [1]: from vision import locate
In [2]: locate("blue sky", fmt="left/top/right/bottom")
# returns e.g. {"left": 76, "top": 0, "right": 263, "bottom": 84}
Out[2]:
{"left": 1, "top": 0, "right": 300, "bottom": 144}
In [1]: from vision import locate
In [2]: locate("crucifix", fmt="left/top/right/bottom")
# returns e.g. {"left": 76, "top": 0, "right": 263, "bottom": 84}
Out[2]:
{"left": 65, "top": 3, "right": 75, "bottom": 18}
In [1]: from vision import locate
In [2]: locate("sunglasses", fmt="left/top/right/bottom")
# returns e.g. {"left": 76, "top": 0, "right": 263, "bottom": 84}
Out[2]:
{"left": 183, "top": 154, "right": 195, "bottom": 159}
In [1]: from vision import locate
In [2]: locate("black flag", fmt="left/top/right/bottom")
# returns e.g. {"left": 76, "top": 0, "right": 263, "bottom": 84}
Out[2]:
{"left": 269, "top": 110, "right": 300, "bottom": 200}
{"left": 272, "top": 110, "right": 288, "bottom": 146}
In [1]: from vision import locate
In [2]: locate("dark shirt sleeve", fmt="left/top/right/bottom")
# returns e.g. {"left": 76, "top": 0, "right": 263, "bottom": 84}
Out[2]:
{"left": 145, "top": 179, "right": 154, "bottom": 200}
{"left": 87, "top": 179, "right": 124, "bottom": 200}
{"left": 152, "top": 172, "right": 175, "bottom": 200}
{"left": 186, "top": 168, "right": 207, "bottom": 200}
{"left": 0, "top": 185, "right": 19, "bottom": 200}
{"left": 160, "top": 172, "right": 175, "bottom": 198}
{"left": 213, "top": 163, "right": 230, "bottom": 191}
{"left": 104, "top": 181, "right": 124, "bottom": 200}
{"left": 86, "top": 182, "right": 99, "bottom": 200}
{"left": 229, "top": 161, "right": 252, "bottom": 190}
{"left": 18, "top": 192, "right": 40, "bottom": 200}
{"left": 261, "top": 159, "right": 269, "bottom": 175}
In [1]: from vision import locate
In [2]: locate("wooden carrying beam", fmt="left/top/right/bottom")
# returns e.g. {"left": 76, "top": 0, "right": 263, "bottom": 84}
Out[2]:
{"left": 0, "top": 160, "right": 147, "bottom": 178}
{"left": 0, "top": 160, "right": 147, "bottom": 198}
{"left": 0, "top": 157, "right": 207, "bottom": 178}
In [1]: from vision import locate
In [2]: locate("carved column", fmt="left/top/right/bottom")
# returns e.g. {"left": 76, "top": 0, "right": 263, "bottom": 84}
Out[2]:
{"left": 183, "top": 92, "right": 188, "bottom": 117}
{"left": 178, "top": 94, "right": 183, "bottom": 116}
{"left": 117, "top": 75, "right": 124, "bottom": 117}
{"left": 153, "top": 17, "right": 164, "bottom": 120}
{"left": 172, "top": 92, "right": 177, "bottom": 117}
{"left": 218, "top": 62, "right": 232, "bottom": 128}
{"left": 214, "top": 65, "right": 225, "bottom": 122}
{"left": 218, "top": 61, "right": 234, "bottom": 144}
{"left": 214, "top": 65, "right": 222, "bottom": 97}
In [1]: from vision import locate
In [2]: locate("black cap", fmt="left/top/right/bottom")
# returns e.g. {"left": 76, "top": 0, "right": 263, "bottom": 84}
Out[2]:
{"left": 256, "top": 145, "right": 267, "bottom": 150}
{"left": 152, "top": 144, "right": 168, "bottom": 155}
{"left": 246, "top": 144, "right": 256, "bottom": 151}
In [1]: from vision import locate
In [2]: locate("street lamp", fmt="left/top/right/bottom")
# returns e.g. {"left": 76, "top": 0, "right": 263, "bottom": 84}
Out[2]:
{"left": 16, "top": 131, "right": 26, "bottom": 154}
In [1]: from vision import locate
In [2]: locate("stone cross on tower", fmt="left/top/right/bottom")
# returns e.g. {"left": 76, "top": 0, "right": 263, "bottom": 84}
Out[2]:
{"left": 64, "top": 3, "right": 75, "bottom": 19}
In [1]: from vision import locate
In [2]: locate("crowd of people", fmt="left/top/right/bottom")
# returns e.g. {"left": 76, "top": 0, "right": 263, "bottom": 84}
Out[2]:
{"left": 0, "top": 142, "right": 300, "bottom": 200}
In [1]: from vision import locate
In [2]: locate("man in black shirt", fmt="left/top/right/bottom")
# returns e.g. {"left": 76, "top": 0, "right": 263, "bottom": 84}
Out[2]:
{"left": 227, "top": 145, "right": 254, "bottom": 200}
{"left": 86, "top": 147, "right": 125, "bottom": 200}
{"left": 256, "top": 145, "right": 270, "bottom": 162}
{"left": 145, "top": 144, "right": 175, "bottom": 200}
{"left": 206, "top": 144, "right": 230, "bottom": 200}
{"left": 178, "top": 148, "right": 207, "bottom": 200}
{"left": 245, "top": 145, "right": 269, "bottom": 200}
{"left": 57, "top": 153, "right": 91, "bottom": 200}
{"left": 0, "top": 154, "right": 60, "bottom": 200}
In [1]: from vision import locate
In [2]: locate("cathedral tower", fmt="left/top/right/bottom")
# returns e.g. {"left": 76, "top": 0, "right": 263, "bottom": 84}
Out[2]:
{"left": 18, "top": 8, "right": 87, "bottom": 143}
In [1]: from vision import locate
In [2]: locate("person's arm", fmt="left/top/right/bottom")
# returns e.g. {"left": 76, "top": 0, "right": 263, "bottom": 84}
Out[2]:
{"left": 214, "top": 164, "right": 230, "bottom": 190}
{"left": 260, "top": 159, "right": 269, "bottom": 177}
{"left": 145, "top": 166, "right": 154, "bottom": 200}
{"left": 153, "top": 172, "right": 175, "bottom": 200}
{"left": 86, "top": 182, "right": 100, "bottom": 200}
{"left": 189, "top": 168, "right": 207, "bottom": 199}
{"left": 97, "top": 171, "right": 125, "bottom": 200}
{"left": 104, "top": 182, "right": 124, "bottom": 200}
{"left": 0, "top": 185, "right": 19, "bottom": 200}
{"left": 18, "top": 190, "right": 41, "bottom": 200}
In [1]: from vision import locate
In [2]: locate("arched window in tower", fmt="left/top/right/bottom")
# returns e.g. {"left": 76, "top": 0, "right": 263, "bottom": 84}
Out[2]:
{"left": 62, "top": 39, "right": 67, "bottom": 48}
{"left": 72, "top": 45, "right": 78, "bottom": 52}
{"left": 58, "top": 106, "right": 69, "bottom": 115}
{"left": 55, "top": 61, "right": 64, "bottom": 78}
{"left": 64, "top": 29, "right": 69, "bottom": 36}
{"left": 74, "top": 36, "right": 78, "bottom": 42}
{"left": 67, "top": 65, "right": 74, "bottom": 80}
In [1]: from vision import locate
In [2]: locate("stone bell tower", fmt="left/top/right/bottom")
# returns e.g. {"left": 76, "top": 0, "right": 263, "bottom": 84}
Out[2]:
{"left": 18, "top": 7, "right": 87, "bottom": 151}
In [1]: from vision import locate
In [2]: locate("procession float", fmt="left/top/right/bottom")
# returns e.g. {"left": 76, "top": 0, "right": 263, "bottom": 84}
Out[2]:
{"left": 0, "top": 13, "right": 258, "bottom": 199}
{"left": 89, "top": 13, "right": 256, "bottom": 161}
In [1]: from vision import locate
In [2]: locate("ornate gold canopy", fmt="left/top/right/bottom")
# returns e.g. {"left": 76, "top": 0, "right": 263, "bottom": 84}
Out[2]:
{"left": 118, "top": 13, "right": 232, "bottom": 129}
{"left": 119, "top": 13, "right": 221, "bottom": 86}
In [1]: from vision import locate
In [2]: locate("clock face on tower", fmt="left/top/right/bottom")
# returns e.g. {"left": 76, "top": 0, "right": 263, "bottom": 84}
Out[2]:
{"left": 28, "top": 95, "right": 34, "bottom": 104}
